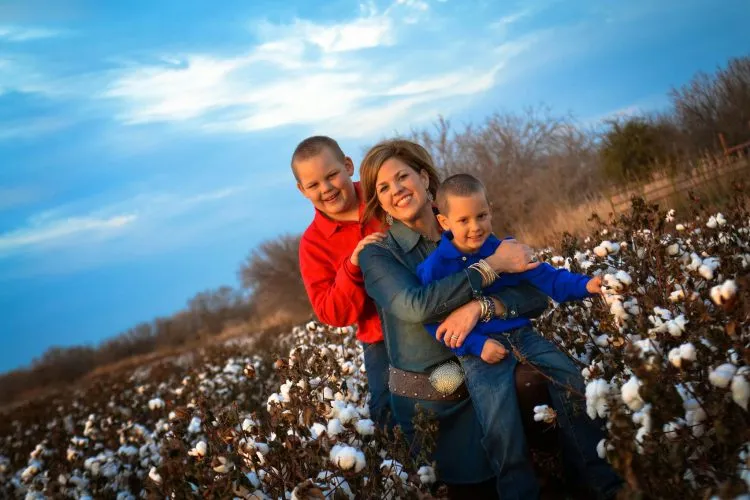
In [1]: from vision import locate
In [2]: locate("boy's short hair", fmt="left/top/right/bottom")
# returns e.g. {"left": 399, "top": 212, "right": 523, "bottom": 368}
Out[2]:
{"left": 291, "top": 136, "right": 346, "bottom": 181}
{"left": 436, "top": 173, "right": 487, "bottom": 214}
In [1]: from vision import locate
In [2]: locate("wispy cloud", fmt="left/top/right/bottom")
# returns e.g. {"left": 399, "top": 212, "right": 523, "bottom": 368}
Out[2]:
{"left": 0, "top": 117, "right": 72, "bottom": 141}
{"left": 0, "top": 186, "right": 247, "bottom": 258}
{"left": 102, "top": 0, "right": 538, "bottom": 138}
{"left": 0, "top": 214, "right": 136, "bottom": 254}
{"left": 491, "top": 9, "right": 533, "bottom": 29}
{"left": 0, "top": 25, "right": 65, "bottom": 42}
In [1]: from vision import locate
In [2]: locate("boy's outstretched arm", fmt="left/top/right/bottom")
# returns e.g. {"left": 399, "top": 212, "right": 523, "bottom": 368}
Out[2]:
{"left": 512, "top": 262, "right": 593, "bottom": 303}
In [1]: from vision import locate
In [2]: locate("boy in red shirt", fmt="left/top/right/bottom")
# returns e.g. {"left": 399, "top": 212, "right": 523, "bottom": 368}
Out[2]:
{"left": 293, "top": 136, "right": 391, "bottom": 425}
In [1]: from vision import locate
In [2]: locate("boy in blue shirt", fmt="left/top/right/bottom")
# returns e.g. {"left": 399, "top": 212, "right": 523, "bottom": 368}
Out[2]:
{"left": 416, "top": 174, "right": 620, "bottom": 499}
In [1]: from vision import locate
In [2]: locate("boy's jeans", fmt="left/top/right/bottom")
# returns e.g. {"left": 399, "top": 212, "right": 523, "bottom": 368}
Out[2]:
{"left": 361, "top": 340, "right": 392, "bottom": 428}
{"left": 459, "top": 326, "right": 622, "bottom": 500}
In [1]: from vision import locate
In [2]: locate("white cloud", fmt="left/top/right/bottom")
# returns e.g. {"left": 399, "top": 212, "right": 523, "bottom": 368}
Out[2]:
{"left": 102, "top": 0, "right": 537, "bottom": 138}
{"left": 291, "top": 16, "right": 394, "bottom": 53}
{"left": 491, "top": 9, "right": 533, "bottom": 29}
{"left": 0, "top": 214, "right": 136, "bottom": 253}
{"left": 0, "top": 186, "right": 246, "bottom": 258}
{"left": 0, "top": 25, "right": 64, "bottom": 42}
{"left": 0, "top": 117, "right": 71, "bottom": 141}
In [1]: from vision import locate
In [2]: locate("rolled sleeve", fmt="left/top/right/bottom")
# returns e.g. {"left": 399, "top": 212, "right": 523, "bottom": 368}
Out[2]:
{"left": 489, "top": 283, "right": 549, "bottom": 320}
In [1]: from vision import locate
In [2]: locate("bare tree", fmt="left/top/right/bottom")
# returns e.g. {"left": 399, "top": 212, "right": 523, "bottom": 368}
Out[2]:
{"left": 238, "top": 234, "right": 311, "bottom": 322}
{"left": 670, "top": 56, "right": 750, "bottom": 154}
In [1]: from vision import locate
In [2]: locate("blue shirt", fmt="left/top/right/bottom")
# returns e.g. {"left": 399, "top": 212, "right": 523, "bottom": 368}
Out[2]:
{"left": 416, "top": 232, "right": 592, "bottom": 357}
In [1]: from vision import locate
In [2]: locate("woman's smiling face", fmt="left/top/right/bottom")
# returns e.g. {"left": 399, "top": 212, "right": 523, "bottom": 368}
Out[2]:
{"left": 375, "top": 158, "right": 431, "bottom": 224}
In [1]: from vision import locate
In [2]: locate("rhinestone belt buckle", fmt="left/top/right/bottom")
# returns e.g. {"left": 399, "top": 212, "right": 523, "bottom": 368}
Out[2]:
{"left": 428, "top": 361, "right": 465, "bottom": 395}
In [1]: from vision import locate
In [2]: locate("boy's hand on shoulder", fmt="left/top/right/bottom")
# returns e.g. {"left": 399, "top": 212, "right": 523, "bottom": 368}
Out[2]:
{"left": 350, "top": 232, "right": 387, "bottom": 267}
{"left": 480, "top": 339, "right": 507, "bottom": 364}
{"left": 586, "top": 275, "right": 603, "bottom": 294}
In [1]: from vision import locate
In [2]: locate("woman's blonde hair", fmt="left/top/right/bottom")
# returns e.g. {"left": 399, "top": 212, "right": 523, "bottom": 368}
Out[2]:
{"left": 360, "top": 139, "right": 441, "bottom": 223}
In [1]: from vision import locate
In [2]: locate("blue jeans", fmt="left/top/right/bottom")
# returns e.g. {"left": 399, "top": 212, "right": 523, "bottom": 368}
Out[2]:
{"left": 459, "top": 326, "right": 621, "bottom": 500}
{"left": 361, "top": 341, "right": 392, "bottom": 427}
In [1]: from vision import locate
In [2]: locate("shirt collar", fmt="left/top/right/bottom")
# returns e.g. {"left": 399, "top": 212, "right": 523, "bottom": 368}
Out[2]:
{"left": 312, "top": 182, "right": 365, "bottom": 238}
{"left": 436, "top": 231, "right": 502, "bottom": 259}
{"left": 389, "top": 219, "right": 423, "bottom": 253}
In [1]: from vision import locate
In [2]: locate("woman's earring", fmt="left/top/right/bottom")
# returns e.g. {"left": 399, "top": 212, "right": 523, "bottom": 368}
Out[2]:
{"left": 385, "top": 213, "right": 394, "bottom": 225}
{"left": 427, "top": 191, "right": 434, "bottom": 202}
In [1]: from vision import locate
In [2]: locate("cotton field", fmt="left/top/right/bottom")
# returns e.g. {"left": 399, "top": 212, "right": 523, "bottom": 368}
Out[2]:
{"left": 1, "top": 194, "right": 748, "bottom": 499}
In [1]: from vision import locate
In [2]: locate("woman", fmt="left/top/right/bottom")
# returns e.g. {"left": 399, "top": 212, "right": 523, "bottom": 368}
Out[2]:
{"left": 357, "top": 140, "right": 550, "bottom": 497}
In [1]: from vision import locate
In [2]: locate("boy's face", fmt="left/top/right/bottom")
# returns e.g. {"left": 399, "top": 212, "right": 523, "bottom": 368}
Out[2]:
{"left": 436, "top": 192, "right": 492, "bottom": 253}
{"left": 296, "top": 147, "right": 358, "bottom": 219}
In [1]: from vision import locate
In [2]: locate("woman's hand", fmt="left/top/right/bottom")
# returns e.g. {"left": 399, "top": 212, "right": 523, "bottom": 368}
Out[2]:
{"left": 484, "top": 239, "right": 541, "bottom": 273}
{"left": 436, "top": 300, "right": 482, "bottom": 349}
{"left": 350, "top": 232, "right": 387, "bottom": 267}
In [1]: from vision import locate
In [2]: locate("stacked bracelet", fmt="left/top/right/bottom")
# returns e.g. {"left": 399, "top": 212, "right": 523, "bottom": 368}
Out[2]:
{"left": 468, "top": 259, "right": 499, "bottom": 287}
{"left": 478, "top": 296, "right": 496, "bottom": 323}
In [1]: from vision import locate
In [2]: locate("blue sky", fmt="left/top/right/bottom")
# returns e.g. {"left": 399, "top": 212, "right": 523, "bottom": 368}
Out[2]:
{"left": 1, "top": 0, "right": 748, "bottom": 372}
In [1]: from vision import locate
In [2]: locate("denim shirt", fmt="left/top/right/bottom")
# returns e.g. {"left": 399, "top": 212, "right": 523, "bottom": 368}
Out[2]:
{"left": 358, "top": 220, "right": 550, "bottom": 484}
{"left": 359, "top": 220, "right": 550, "bottom": 373}
{"left": 416, "top": 232, "right": 593, "bottom": 357}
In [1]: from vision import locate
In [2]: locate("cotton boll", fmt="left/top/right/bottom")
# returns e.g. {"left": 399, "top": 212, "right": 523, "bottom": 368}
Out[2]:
{"left": 731, "top": 367, "right": 749, "bottom": 411}
{"left": 716, "top": 213, "right": 727, "bottom": 226}
{"left": 698, "top": 264, "right": 715, "bottom": 280}
{"left": 686, "top": 407, "right": 707, "bottom": 437}
{"left": 147, "top": 398, "right": 165, "bottom": 410}
{"left": 614, "top": 270, "right": 632, "bottom": 286}
{"left": 710, "top": 285, "right": 724, "bottom": 305}
{"left": 322, "top": 387, "right": 334, "bottom": 400}
{"left": 720, "top": 280, "right": 738, "bottom": 300}
{"left": 621, "top": 377, "right": 644, "bottom": 411}
{"left": 662, "top": 420, "right": 684, "bottom": 441}
{"left": 594, "top": 245, "right": 608, "bottom": 258}
{"left": 330, "top": 445, "right": 366, "bottom": 472}
{"left": 417, "top": 465, "right": 437, "bottom": 485}
{"left": 355, "top": 419, "right": 375, "bottom": 436}
{"left": 687, "top": 253, "right": 702, "bottom": 271}
{"left": 148, "top": 467, "right": 162, "bottom": 484}
{"left": 667, "top": 315, "right": 688, "bottom": 337}
{"left": 187, "top": 416, "right": 201, "bottom": 434}
{"left": 594, "top": 334, "right": 610, "bottom": 347}
{"left": 310, "top": 423, "right": 327, "bottom": 439}
{"left": 242, "top": 418, "right": 255, "bottom": 432}
{"left": 188, "top": 441, "right": 207, "bottom": 458}
{"left": 533, "top": 405, "right": 557, "bottom": 424}
{"left": 596, "top": 439, "right": 607, "bottom": 459}
{"left": 586, "top": 379, "right": 611, "bottom": 419}
{"left": 707, "top": 216, "right": 718, "bottom": 229}
{"left": 337, "top": 405, "right": 359, "bottom": 425}
{"left": 327, "top": 419, "right": 344, "bottom": 436}
{"left": 213, "top": 456, "right": 233, "bottom": 474}
{"left": 668, "top": 348, "right": 683, "bottom": 368}
{"left": 667, "top": 243, "right": 680, "bottom": 256}
{"left": 709, "top": 363, "right": 738, "bottom": 388}
{"left": 676, "top": 223, "right": 686, "bottom": 231}
{"left": 669, "top": 288, "right": 685, "bottom": 303}
{"left": 679, "top": 343, "right": 697, "bottom": 362}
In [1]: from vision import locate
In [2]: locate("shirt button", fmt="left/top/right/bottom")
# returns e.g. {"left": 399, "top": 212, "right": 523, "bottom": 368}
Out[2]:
{"left": 461, "top": 257, "right": 467, "bottom": 261}
{"left": 510, "top": 309, "right": 517, "bottom": 317}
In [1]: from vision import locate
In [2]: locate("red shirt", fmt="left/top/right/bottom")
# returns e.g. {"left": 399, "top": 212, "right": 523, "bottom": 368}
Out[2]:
{"left": 299, "top": 183, "right": 384, "bottom": 344}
